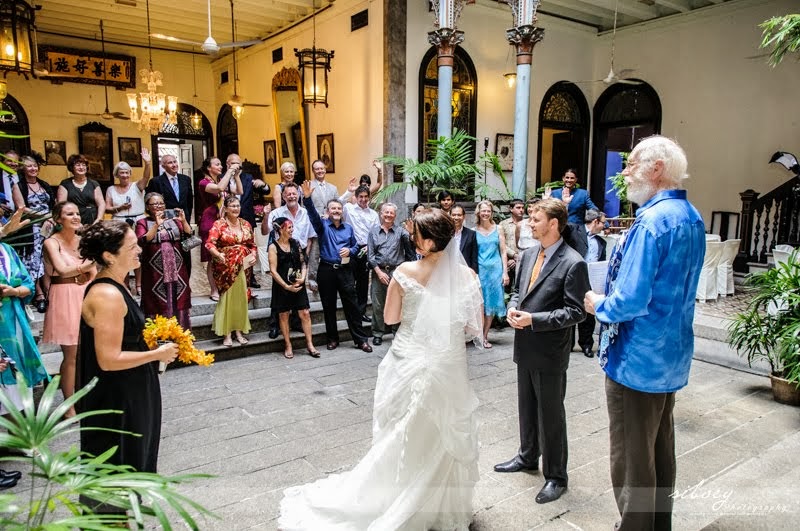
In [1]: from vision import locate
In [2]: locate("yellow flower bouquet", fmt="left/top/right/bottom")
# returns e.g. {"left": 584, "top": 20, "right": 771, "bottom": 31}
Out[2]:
{"left": 143, "top": 315, "right": 214, "bottom": 373}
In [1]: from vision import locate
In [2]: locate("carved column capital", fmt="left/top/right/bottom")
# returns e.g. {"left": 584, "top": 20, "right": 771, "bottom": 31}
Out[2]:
{"left": 506, "top": 25, "right": 545, "bottom": 65}
{"left": 427, "top": 28, "right": 465, "bottom": 67}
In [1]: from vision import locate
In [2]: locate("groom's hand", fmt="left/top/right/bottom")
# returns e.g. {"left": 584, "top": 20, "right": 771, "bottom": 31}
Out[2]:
{"left": 506, "top": 308, "right": 532, "bottom": 329}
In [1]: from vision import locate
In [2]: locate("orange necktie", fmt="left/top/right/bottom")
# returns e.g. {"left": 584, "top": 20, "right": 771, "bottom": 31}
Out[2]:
{"left": 528, "top": 249, "right": 545, "bottom": 293}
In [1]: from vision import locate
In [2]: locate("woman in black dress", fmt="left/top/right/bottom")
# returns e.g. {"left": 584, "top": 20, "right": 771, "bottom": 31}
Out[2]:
{"left": 268, "top": 216, "right": 319, "bottom": 359}
{"left": 56, "top": 154, "right": 105, "bottom": 226}
{"left": 77, "top": 221, "right": 178, "bottom": 476}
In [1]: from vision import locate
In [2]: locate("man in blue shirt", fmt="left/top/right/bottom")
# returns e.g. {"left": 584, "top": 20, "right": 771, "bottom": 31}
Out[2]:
{"left": 584, "top": 136, "right": 705, "bottom": 531}
{"left": 301, "top": 181, "right": 372, "bottom": 353}
{"left": 549, "top": 168, "right": 598, "bottom": 224}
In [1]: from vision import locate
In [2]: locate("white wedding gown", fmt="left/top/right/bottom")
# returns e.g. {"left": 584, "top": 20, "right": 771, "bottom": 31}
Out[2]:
{"left": 279, "top": 267, "right": 483, "bottom": 530}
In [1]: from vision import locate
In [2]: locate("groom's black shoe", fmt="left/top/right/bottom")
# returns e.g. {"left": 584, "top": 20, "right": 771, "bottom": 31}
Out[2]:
{"left": 535, "top": 480, "right": 566, "bottom": 504}
{"left": 493, "top": 456, "right": 538, "bottom": 473}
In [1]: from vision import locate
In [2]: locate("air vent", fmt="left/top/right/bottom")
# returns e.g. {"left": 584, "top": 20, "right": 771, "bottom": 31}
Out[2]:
{"left": 220, "top": 71, "right": 229, "bottom": 84}
{"left": 272, "top": 47, "right": 283, "bottom": 63}
{"left": 351, "top": 9, "right": 368, "bottom": 32}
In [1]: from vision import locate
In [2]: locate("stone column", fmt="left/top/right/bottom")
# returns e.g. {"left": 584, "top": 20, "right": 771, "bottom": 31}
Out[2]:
{"left": 507, "top": 23, "right": 544, "bottom": 199}
{"left": 383, "top": 0, "right": 407, "bottom": 214}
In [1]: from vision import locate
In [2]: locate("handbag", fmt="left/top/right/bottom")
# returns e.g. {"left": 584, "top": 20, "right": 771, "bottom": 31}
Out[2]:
{"left": 181, "top": 234, "right": 202, "bottom": 252}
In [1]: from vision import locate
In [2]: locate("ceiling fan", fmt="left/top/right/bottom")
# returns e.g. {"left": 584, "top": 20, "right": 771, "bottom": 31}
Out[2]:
{"left": 576, "top": 0, "right": 642, "bottom": 86}
{"left": 69, "top": 20, "right": 130, "bottom": 121}
{"left": 151, "top": 0, "right": 261, "bottom": 55}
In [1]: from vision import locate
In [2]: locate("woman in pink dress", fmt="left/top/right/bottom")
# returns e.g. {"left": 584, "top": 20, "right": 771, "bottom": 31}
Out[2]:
{"left": 197, "top": 157, "right": 242, "bottom": 301}
{"left": 43, "top": 202, "right": 97, "bottom": 416}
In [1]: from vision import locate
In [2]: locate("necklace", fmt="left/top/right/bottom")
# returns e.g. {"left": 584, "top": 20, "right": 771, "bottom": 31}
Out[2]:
{"left": 73, "top": 178, "right": 87, "bottom": 191}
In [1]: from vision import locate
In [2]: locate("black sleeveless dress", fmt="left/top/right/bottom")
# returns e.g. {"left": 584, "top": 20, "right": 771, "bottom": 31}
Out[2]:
{"left": 59, "top": 177, "right": 100, "bottom": 225}
{"left": 270, "top": 238, "right": 310, "bottom": 313}
{"left": 77, "top": 277, "right": 161, "bottom": 473}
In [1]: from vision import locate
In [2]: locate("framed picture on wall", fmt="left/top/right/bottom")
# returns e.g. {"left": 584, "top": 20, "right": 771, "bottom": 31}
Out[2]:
{"left": 495, "top": 133, "right": 514, "bottom": 171}
{"left": 316, "top": 133, "right": 335, "bottom": 173}
{"left": 263, "top": 140, "right": 278, "bottom": 174}
{"left": 280, "top": 132, "right": 290, "bottom": 158}
{"left": 118, "top": 137, "right": 142, "bottom": 167}
{"left": 78, "top": 122, "right": 113, "bottom": 182}
{"left": 44, "top": 140, "right": 67, "bottom": 166}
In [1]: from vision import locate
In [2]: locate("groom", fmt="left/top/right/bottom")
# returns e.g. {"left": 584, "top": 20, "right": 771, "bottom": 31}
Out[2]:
{"left": 495, "top": 198, "right": 590, "bottom": 504}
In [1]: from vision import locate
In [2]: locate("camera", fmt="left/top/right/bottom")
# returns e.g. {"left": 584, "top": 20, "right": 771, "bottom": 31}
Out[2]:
{"left": 163, "top": 209, "right": 179, "bottom": 220}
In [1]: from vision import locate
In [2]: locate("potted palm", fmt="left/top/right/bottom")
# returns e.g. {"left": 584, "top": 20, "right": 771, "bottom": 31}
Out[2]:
{"left": 728, "top": 251, "right": 800, "bottom": 405}
{"left": 374, "top": 129, "right": 497, "bottom": 206}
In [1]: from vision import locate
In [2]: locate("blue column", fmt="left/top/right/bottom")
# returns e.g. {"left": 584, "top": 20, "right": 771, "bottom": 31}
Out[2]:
{"left": 512, "top": 62, "right": 531, "bottom": 198}
{"left": 437, "top": 64, "right": 453, "bottom": 138}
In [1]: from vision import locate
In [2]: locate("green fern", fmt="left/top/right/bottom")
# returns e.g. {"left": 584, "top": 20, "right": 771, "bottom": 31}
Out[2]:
{"left": 759, "top": 14, "right": 800, "bottom": 67}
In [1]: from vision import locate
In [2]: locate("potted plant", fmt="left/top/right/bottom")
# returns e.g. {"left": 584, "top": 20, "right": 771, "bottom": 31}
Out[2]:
{"left": 0, "top": 376, "right": 214, "bottom": 528}
{"left": 374, "top": 129, "right": 498, "bottom": 206}
{"left": 728, "top": 251, "right": 800, "bottom": 405}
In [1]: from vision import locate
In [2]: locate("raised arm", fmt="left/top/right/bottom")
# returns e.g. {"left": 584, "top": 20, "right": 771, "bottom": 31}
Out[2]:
{"left": 136, "top": 148, "right": 153, "bottom": 192}
{"left": 370, "top": 159, "right": 383, "bottom": 195}
{"left": 301, "top": 181, "right": 324, "bottom": 236}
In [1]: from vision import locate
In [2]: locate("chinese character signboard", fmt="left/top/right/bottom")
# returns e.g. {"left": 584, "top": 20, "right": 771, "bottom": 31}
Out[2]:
{"left": 38, "top": 46, "right": 136, "bottom": 89}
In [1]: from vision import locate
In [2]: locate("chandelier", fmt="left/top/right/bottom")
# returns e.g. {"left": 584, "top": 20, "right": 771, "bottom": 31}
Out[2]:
{"left": 0, "top": 0, "right": 38, "bottom": 101}
{"left": 126, "top": 0, "right": 177, "bottom": 134}
{"left": 294, "top": 1, "right": 333, "bottom": 107}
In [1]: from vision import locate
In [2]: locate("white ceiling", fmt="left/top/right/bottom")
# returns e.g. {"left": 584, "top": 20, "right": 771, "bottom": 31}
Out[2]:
{"left": 32, "top": 0, "right": 733, "bottom": 55}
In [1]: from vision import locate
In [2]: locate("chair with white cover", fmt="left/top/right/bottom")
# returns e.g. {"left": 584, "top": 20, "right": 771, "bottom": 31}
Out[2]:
{"left": 773, "top": 248, "right": 793, "bottom": 268}
{"left": 696, "top": 241, "right": 724, "bottom": 302}
{"left": 716, "top": 239, "right": 741, "bottom": 297}
{"left": 775, "top": 244, "right": 794, "bottom": 253}
{"left": 705, "top": 233, "right": 722, "bottom": 242}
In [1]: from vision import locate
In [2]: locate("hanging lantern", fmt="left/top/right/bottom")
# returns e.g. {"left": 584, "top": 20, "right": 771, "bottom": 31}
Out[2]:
{"left": 295, "top": 46, "right": 333, "bottom": 107}
{"left": 0, "top": 0, "right": 37, "bottom": 77}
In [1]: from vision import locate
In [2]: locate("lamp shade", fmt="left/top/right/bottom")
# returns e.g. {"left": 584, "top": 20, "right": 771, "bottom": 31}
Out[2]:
{"left": 0, "top": 0, "right": 36, "bottom": 76}
{"left": 295, "top": 46, "right": 334, "bottom": 107}
{"left": 769, "top": 151, "right": 800, "bottom": 176}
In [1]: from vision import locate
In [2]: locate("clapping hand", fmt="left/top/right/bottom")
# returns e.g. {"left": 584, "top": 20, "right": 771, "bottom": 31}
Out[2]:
{"left": 543, "top": 186, "right": 552, "bottom": 199}
{"left": 506, "top": 308, "right": 533, "bottom": 329}
{"left": 562, "top": 187, "right": 573, "bottom": 204}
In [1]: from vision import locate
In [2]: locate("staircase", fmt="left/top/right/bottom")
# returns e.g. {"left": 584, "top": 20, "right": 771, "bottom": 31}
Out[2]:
{"left": 32, "top": 273, "right": 372, "bottom": 374}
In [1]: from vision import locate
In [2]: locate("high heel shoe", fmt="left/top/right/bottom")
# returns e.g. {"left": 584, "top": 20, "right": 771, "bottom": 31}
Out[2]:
{"left": 34, "top": 298, "right": 48, "bottom": 313}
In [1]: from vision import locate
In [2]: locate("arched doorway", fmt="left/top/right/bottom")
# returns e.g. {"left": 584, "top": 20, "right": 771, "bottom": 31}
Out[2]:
{"left": 150, "top": 103, "right": 213, "bottom": 222}
{"left": 216, "top": 104, "right": 238, "bottom": 164}
{"left": 590, "top": 82, "right": 661, "bottom": 217}
{"left": 418, "top": 46, "right": 478, "bottom": 198}
{"left": 0, "top": 94, "right": 31, "bottom": 154}
{"left": 418, "top": 46, "right": 478, "bottom": 155}
{"left": 536, "top": 81, "right": 590, "bottom": 189}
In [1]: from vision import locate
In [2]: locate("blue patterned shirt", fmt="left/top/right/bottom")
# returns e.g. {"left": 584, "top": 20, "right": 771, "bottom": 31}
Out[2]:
{"left": 595, "top": 189, "right": 705, "bottom": 393}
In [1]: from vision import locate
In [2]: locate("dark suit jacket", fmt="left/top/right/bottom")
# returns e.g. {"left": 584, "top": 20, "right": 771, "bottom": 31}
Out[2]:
{"left": 459, "top": 226, "right": 479, "bottom": 274}
{"left": 146, "top": 172, "right": 193, "bottom": 221}
{"left": 569, "top": 225, "right": 608, "bottom": 262}
{"left": 508, "top": 241, "right": 590, "bottom": 372}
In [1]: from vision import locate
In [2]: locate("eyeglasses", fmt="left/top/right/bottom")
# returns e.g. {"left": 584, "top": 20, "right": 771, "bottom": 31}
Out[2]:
{"left": 73, "top": 162, "right": 87, "bottom": 167}
{"left": 147, "top": 202, "right": 165, "bottom": 207}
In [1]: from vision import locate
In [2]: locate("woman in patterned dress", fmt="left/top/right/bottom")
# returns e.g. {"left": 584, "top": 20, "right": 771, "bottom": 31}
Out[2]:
{"left": 136, "top": 192, "right": 193, "bottom": 329}
{"left": 206, "top": 195, "right": 256, "bottom": 347}
{"left": 11, "top": 156, "right": 55, "bottom": 312}
{"left": 474, "top": 200, "right": 509, "bottom": 348}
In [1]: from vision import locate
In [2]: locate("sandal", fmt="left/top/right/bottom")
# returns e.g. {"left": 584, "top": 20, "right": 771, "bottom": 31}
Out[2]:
{"left": 284, "top": 350, "right": 294, "bottom": 359}
{"left": 483, "top": 340, "right": 493, "bottom": 349}
{"left": 223, "top": 336, "right": 233, "bottom": 348}
{"left": 235, "top": 334, "right": 249, "bottom": 345}
{"left": 308, "top": 349, "right": 321, "bottom": 358}
{"left": 210, "top": 294, "right": 220, "bottom": 302}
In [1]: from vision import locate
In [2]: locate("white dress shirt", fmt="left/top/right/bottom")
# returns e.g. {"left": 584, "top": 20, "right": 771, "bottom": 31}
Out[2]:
{"left": 343, "top": 203, "right": 379, "bottom": 246}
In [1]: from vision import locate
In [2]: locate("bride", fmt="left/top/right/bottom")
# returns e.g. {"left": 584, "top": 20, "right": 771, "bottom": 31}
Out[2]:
{"left": 279, "top": 208, "right": 484, "bottom": 530}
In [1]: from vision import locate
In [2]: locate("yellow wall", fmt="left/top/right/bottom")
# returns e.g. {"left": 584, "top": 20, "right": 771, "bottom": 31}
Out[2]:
{"left": 4, "top": 36, "right": 216, "bottom": 186}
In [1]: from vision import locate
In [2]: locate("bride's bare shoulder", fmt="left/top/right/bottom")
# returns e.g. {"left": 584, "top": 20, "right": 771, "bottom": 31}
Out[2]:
{"left": 395, "top": 261, "right": 421, "bottom": 281}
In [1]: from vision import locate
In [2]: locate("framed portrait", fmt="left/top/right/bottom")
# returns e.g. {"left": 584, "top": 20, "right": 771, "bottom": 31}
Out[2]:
{"left": 280, "top": 132, "right": 290, "bottom": 158}
{"left": 263, "top": 140, "right": 278, "bottom": 174}
{"left": 78, "top": 122, "right": 113, "bottom": 182}
{"left": 316, "top": 133, "right": 335, "bottom": 173}
{"left": 44, "top": 140, "right": 67, "bottom": 166}
{"left": 495, "top": 133, "right": 514, "bottom": 172}
{"left": 118, "top": 137, "right": 142, "bottom": 167}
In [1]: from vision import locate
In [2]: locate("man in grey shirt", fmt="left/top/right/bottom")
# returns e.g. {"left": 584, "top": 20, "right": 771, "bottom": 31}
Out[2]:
{"left": 367, "top": 202, "right": 415, "bottom": 345}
